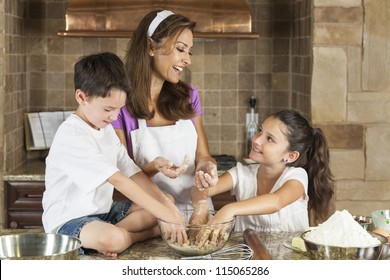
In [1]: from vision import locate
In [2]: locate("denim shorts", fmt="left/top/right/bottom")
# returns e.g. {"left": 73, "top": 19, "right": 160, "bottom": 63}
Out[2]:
{"left": 58, "top": 200, "right": 132, "bottom": 255}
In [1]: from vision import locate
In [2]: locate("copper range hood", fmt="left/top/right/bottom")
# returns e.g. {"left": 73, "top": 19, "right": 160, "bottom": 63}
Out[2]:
{"left": 57, "top": 0, "right": 259, "bottom": 39}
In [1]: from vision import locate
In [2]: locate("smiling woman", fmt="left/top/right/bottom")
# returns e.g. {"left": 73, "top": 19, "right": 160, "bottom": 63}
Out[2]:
{"left": 112, "top": 10, "right": 218, "bottom": 212}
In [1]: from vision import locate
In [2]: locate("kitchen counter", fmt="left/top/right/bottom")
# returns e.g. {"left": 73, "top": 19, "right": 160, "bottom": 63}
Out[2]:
{"left": 84, "top": 231, "right": 308, "bottom": 260}
{"left": 0, "top": 228, "right": 308, "bottom": 260}
{"left": 3, "top": 159, "right": 45, "bottom": 181}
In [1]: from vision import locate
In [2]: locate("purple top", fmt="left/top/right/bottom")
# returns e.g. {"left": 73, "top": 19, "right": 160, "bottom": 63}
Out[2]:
{"left": 112, "top": 84, "right": 203, "bottom": 158}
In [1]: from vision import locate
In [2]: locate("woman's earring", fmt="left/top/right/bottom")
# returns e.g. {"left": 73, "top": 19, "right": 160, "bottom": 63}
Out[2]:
{"left": 285, "top": 159, "right": 288, "bottom": 163}
{"left": 150, "top": 53, "right": 154, "bottom": 56}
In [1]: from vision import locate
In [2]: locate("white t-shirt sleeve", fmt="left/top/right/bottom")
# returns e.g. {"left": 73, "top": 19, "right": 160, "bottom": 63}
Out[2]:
{"left": 228, "top": 162, "right": 259, "bottom": 198}
{"left": 52, "top": 120, "right": 140, "bottom": 194}
{"left": 279, "top": 167, "right": 308, "bottom": 198}
{"left": 57, "top": 134, "right": 118, "bottom": 193}
{"left": 116, "top": 141, "right": 141, "bottom": 177}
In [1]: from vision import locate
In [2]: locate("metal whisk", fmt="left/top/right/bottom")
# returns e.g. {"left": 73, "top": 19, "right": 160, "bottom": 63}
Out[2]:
{"left": 180, "top": 244, "right": 253, "bottom": 260}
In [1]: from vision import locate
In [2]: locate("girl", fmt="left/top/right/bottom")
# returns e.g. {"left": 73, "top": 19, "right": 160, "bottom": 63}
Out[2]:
{"left": 191, "top": 109, "right": 334, "bottom": 242}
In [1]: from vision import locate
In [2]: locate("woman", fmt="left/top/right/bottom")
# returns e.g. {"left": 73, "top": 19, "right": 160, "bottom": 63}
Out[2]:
{"left": 113, "top": 10, "right": 217, "bottom": 211}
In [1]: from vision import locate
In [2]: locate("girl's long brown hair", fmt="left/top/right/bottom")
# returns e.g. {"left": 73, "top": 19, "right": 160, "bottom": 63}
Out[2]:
{"left": 124, "top": 10, "right": 196, "bottom": 121}
{"left": 273, "top": 110, "right": 335, "bottom": 224}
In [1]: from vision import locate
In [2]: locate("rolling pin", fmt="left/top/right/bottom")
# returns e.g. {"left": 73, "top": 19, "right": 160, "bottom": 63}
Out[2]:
{"left": 243, "top": 228, "right": 272, "bottom": 260}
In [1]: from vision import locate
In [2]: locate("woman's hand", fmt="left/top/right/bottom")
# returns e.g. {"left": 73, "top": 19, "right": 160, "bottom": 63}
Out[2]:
{"left": 188, "top": 200, "right": 209, "bottom": 240}
{"left": 153, "top": 154, "right": 189, "bottom": 178}
{"left": 194, "top": 160, "right": 218, "bottom": 190}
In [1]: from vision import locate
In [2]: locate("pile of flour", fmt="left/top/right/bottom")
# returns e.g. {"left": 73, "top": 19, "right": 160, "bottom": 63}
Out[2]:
{"left": 305, "top": 210, "right": 381, "bottom": 247}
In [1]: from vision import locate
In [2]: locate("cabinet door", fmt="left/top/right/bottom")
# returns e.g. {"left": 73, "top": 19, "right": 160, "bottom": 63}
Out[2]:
{"left": 7, "top": 212, "right": 44, "bottom": 229}
{"left": 5, "top": 181, "right": 45, "bottom": 229}
{"left": 6, "top": 181, "right": 45, "bottom": 210}
{"left": 212, "top": 191, "right": 237, "bottom": 211}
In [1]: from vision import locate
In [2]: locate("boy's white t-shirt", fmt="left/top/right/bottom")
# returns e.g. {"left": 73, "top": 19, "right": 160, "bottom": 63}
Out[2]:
{"left": 42, "top": 114, "right": 141, "bottom": 233}
{"left": 229, "top": 162, "right": 309, "bottom": 232}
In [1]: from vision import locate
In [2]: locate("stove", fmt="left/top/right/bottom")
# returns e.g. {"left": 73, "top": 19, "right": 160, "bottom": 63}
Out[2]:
{"left": 212, "top": 154, "right": 237, "bottom": 171}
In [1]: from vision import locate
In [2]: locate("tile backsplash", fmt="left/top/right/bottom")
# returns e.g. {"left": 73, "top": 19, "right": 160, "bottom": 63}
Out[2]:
{"left": 1, "top": 0, "right": 311, "bottom": 171}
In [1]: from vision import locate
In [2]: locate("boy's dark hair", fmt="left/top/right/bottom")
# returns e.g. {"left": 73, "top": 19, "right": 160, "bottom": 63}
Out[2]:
{"left": 74, "top": 52, "right": 132, "bottom": 98}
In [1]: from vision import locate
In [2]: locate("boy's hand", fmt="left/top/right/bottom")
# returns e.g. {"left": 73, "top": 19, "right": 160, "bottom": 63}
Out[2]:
{"left": 154, "top": 154, "right": 189, "bottom": 178}
{"left": 159, "top": 208, "right": 187, "bottom": 245}
{"left": 194, "top": 160, "right": 218, "bottom": 190}
{"left": 160, "top": 222, "right": 187, "bottom": 245}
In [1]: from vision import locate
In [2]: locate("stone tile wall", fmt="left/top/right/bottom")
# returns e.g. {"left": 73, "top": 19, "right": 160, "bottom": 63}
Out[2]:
{"left": 0, "top": 0, "right": 28, "bottom": 227}
{"left": 312, "top": 0, "right": 390, "bottom": 215}
{"left": 2, "top": 0, "right": 27, "bottom": 172}
{"left": 0, "top": 0, "right": 5, "bottom": 228}
{"left": 2, "top": 0, "right": 309, "bottom": 173}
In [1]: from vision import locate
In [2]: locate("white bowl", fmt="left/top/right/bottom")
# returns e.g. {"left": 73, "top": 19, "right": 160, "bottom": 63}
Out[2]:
{"left": 371, "top": 209, "right": 390, "bottom": 232}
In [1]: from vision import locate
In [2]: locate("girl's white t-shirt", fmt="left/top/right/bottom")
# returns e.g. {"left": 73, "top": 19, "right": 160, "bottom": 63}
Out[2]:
{"left": 42, "top": 114, "right": 141, "bottom": 233}
{"left": 229, "top": 162, "right": 309, "bottom": 232}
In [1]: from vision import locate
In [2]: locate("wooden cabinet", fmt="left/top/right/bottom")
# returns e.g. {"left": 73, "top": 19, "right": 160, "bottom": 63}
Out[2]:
{"left": 5, "top": 181, "right": 45, "bottom": 229}
{"left": 4, "top": 181, "right": 236, "bottom": 229}
{"left": 212, "top": 191, "right": 236, "bottom": 211}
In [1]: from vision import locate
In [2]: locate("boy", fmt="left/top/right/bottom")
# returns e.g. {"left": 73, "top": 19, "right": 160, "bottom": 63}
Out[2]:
{"left": 42, "top": 52, "right": 185, "bottom": 257}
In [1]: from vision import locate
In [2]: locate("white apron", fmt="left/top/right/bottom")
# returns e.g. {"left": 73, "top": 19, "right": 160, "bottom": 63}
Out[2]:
{"left": 131, "top": 118, "right": 213, "bottom": 211}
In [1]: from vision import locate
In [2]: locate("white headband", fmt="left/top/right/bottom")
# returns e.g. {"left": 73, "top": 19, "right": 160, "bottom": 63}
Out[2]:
{"left": 147, "top": 10, "right": 175, "bottom": 37}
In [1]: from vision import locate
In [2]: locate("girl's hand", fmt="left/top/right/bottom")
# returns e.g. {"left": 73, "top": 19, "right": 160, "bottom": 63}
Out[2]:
{"left": 195, "top": 207, "right": 235, "bottom": 247}
{"left": 153, "top": 154, "right": 189, "bottom": 178}
{"left": 194, "top": 160, "right": 218, "bottom": 190}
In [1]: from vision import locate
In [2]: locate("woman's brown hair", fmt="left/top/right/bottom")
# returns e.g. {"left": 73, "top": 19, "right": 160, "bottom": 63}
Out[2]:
{"left": 124, "top": 10, "right": 196, "bottom": 121}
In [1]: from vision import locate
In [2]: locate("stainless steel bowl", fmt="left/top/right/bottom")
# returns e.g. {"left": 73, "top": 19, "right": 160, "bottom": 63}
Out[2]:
{"left": 158, "top": 210, "right": 235, "bottom": 256}
{"left": 301, "top": 231, "right": 387, "bottom": 260}
{"left": 380, "top": 242, "right": 390, "bottom": 260}
{"left": 353, "top": 215, "right": 373, "bottom": 231}
{"left": 0, "top": 233, "right": 82, "bottom": 260}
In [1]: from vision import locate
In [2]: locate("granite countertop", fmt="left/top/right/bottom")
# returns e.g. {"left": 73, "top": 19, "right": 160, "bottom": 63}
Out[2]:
{"left": 3, "top": 159, "right": 45, "bottom": 181}
{"left": 0, "top": 228, "right": 308, "bottom": 260}
{"left": 83, "top": 231, "right": 308, "bottom": 260}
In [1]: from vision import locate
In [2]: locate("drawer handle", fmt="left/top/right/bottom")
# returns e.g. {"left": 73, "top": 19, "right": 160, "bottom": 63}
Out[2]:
{"left": 26, "top": 194, "right": 43, "bottom": 198}
{"left": 10, "top": 221, "right": 18, "bottom": 229}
